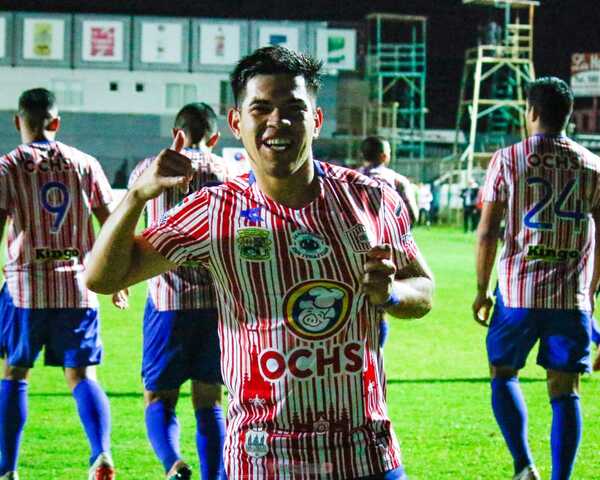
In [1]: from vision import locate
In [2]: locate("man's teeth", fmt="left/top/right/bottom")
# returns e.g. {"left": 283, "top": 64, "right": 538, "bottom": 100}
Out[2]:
{"left": 264, "top": 138, "right": 291, "bottom": 150}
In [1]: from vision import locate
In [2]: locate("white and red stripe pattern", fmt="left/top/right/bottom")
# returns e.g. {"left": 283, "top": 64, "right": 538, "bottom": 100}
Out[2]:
{"left": 129, "top": 149, "right": 234, "bottom": 311}
{"left": 483, "top": 134, "right": 600, "bottom": 310}
{"left": 0, "top": 141, "right": 113, "bottom": 308}
{"left": 143, "top": 161, "right": 418, "bottom": 478}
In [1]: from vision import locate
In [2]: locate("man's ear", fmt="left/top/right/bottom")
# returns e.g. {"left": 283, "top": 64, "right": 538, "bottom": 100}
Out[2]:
{"left": 46, "top": 116, "right": 61, "bottom": 133}
{"left": 313, "top": 107, "right": 324, "bottom": 138}
{"left": 14, "top": 115, "right": 21, "bottom": 133}
{"left": 529, "top": 105, "right": 539, "bottom": 123}
{"left": 228, "top": 108, "right": 241, "bottom": 139}
{"left": 172, "top": 127, "right": 182, "bottom": 140}
{"left": 206, "top": 132, "right": 220, "bottom": 148}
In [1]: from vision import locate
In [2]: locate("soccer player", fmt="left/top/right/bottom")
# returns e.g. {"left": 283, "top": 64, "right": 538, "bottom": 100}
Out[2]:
{"left": 0, "top": 89, "right": 117, "bottom": 480}
{"left": 473, "top": 77, "right": 600, "bottom": 480}
{"left": 127, "top": 103, "right": 229, "bottom": 480}
{"left": 358, "top": 136, "right": 419, "bottom": 348}
{"left": 85, "top": 46, "right": 434, "bottom": 479}
{"left": 358, "top": 136, "right": 419, "bottom": 223}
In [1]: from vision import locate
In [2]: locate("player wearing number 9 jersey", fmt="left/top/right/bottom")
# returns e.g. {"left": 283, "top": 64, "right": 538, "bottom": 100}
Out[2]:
{"left": 473, "top": 77, "right": 600, "bottom": 480}
{"left": 0, "top": 89, "right": 116, "bottom": 479}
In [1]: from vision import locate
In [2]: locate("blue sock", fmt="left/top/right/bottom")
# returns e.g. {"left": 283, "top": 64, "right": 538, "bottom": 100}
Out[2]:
{"left": 379, "top": 320, "right": 390, "bottom": 348}
{"left": 72, "top": 379, "right": 111, "bottom": 465}
{"left": 196, "top": 406, "right": 226, "bottom": 480}
{"left": 145, "top": 401, "right": 181, "bottom": 473}
{"left": 551, "top": 394, "right": 582, "bottom": 480}
{"left": 0, "top": 380, "right": 28, "bottom": 474}
{"left": 491, "top": 377, "right": 533, "bottom": 473}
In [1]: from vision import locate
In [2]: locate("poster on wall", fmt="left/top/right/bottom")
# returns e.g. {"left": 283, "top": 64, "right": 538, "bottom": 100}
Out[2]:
{"left": 81, "top": 20, "right": 124, "bottom": 62}
{"left": 0, "top": 17, "right": 5, "bottom": 58}
{"left": 258, "top": 26, "right": 299, "bottom": 52}
{"left": 200, "top": 24, "right": 240, "bottom": 65}
{"left": 571, "top": 53, "right": 600, "bottom": 97}
{"left": 316, "top": 29, "right": 356, "bottom": 71}
{"left": 23, "top": 17, "right": 65, "bottom": 60}
{"left": 140, "top": 22, "right": 183, "bottom": 64}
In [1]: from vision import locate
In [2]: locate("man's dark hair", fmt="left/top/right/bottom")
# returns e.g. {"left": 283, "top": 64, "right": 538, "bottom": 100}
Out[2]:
{"left": 525, "top": 77, "right": 573, "bottom": 132}
{"left": 230, "top": 46, "right": 323, "bottom": 107}
{"left": 174, "top": 102, "right": 218, "bottom": 144}
{"left": 18, "top": 88, "right": 57, "bottom": 129}
{"left": 360, "top": 136, "right": 389, "bottom": 165}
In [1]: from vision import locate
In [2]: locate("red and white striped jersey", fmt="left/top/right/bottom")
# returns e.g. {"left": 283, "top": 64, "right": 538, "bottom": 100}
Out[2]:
{"left": 0, "top": 141, "right": 113, "bottom": 308}
{"left": 483, "top": 134, "right": 600, "bottom": 310}
{"left": 129, "top": 149, "right": 234, "bottom": 311}
{"left": 143, "top": 161, "right": 419, "bottom": 478}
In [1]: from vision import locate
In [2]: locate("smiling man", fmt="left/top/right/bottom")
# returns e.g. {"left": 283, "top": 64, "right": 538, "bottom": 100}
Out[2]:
{"left": 85, "top": 46, "right": 434, "bottom": 479}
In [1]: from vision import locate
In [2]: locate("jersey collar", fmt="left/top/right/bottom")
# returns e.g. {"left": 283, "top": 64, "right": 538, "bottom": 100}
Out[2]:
{"left": 248, "top": 159, "right": 324, "bottom": 186}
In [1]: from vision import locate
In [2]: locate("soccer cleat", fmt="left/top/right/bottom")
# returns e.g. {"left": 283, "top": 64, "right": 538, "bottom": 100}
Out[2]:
{"left": 166, "top": 460, "right": 192, "bottom": 480}
{"left": 88, "top": 452, "right": 115, "bottom": 480}
{"left": 0, "top": 472, "right": 19, "bottom": 480}
{"left": 513, "top": 465, "right": 540, "bottom": 480}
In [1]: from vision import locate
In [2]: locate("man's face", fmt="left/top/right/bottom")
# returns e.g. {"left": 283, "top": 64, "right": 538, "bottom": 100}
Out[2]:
{"left": 228, "top": 74, "right": 323, "bottom": 179}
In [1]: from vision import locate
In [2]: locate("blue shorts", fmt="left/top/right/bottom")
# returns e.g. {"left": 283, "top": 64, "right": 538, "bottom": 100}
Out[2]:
{"left": 142, "top": 297, "right": 222, "bottom": 391}
{"left": 0, "top": 284, "right": 102, "bottom": 368}
{"left": 487, "top": 291, "right": 591, "bottom": 373}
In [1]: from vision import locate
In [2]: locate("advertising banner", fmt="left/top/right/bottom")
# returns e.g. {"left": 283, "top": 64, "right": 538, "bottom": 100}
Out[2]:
{"left": 200, "top": 24, "right": 241, "bottom": 65}
{"left": 141, "top": 22, "right": 183, "bottom": 64}
{"left": 82, "top": 20, "right": 124, "bottom": 62}
{"left": 23, "top": 17, "right": 65, "bottom": 60}
{"left": 316, "top": 29, "right": 356, "bottom": 71}
{"left": 571, "top": 53, "right": 600, "bottom": 97}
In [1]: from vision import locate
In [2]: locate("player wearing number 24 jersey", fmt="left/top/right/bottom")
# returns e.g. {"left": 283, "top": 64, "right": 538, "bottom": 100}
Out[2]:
{"left": 0, "top": 89, "right": 116, "bottom": 479}
{"left": 474, "top": 77, "right": 600, "bottom": 480}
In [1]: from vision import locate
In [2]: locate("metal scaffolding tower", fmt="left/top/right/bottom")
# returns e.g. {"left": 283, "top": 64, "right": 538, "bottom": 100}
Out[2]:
{"left": 454, "top": 0, "right": 539, "bottom": 180}
{"left": 366, "top": 13, "right": 427, "bottom": 165}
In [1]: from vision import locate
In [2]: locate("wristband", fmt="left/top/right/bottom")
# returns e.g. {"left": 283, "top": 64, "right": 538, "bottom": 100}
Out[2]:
{"left": 381, "top": 289, "right": 402, "bottom": 309}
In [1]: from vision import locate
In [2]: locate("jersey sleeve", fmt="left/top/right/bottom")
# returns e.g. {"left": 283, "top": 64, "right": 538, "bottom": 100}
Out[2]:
{"left": 0, "top": 157, "right": 13, "bottom": 212}
{"left": 482, "top": 150, "right": 507, "bottom": 203}
{"left": 142, "top": 188, "right": 211, "bottom": 267}
{"left": 89, "top": 157, "right": 113, "bottom": 208}
{"left": 380, "top": 185, "right": 419, "bottom": 269}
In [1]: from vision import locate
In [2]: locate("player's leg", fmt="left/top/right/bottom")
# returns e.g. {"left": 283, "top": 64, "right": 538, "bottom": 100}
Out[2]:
{"left": 591, "top": 316, "right": 600, "bottom": 371}
{"left": 546, "top": 371, "right": 581, "bottom": 480}
{"left": 486, "top": 292, "right": 538, "bottom": 477}
{"left": 0, "top": 287, "right": 43, "bottom": 477}
{"left": 141, "top": 298, "right": 190, "bottom": 477}
{"left": 538, "top": 309, "right": 591, "bottom": 480}
{"left": 192, "top": 381, "right": 225, "bottom": 480}
{"left": 144, "top": 388, "right": 188, "bottom": 478}
{"left": 189, "top": 308, "right": 225, "bottom": 480}
{"left": 0, "top": 364, "right": 29, "bottom": 477}
{"left": 49, "top": 307, "right": 114, "bottom": 478}
{"left": 64, "top": 366, "right": 113, "bottom": 476}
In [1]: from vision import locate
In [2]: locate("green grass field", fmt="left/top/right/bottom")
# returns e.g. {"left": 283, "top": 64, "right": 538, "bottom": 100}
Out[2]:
{"left": 12, "top": 226, "right": 600, "bottom": 479}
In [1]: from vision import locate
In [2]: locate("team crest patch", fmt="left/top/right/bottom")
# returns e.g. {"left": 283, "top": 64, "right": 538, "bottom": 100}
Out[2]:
{"left": 244, "top": 427, "right": 269, "bottom": 458}
{"left": 283, "top": 280, "right": 352, "bottom": 340}
{"left": 343, "top": 224, "right": 373, "bottom": 253}
{"left": 290, "top": 230, "right": 330, "bottom": 260}
{"left": 237, "top": 227, "right": 272, "bottom": 261}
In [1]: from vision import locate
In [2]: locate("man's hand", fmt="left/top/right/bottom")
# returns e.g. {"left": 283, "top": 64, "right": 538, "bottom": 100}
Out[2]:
{"left": 111, "top": 289, "right": 129, "bottom": 310}
{"left": 129, "top": 130, "right": 193, "bottom": 202}
{"left": 472, "top": 291, "right": 494, "bottom": 327}
{"left": 361, "top": 244, "right": 397, "bottom": 306}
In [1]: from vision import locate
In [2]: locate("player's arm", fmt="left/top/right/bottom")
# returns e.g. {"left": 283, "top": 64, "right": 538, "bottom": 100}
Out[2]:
{"left": 396, "top": 178, "right": 419, "bottom": 224}
{"left": 92, "top": 203, "right": 111, "bottom": 226}
{"left": 362, "top": 244, "right": 434, "bottom": 319}
{"left": 589, "top": 208, "right": 600, "bottom": 312}
{"left": 472, "top": 200, "right": 505, "bottom": 326}
{"left": 85, "top": 132, "right": 193, "bottom": 294}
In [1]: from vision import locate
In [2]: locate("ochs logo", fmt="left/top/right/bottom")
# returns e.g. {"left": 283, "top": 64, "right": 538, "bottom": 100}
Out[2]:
{"left": 290, "top": 230, "right": 330, "bottom": 260}
{"left": 283, "top": 280, "right": 352, "bottom": 340}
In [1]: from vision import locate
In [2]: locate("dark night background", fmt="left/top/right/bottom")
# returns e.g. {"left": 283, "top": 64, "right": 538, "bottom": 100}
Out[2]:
{"left": 2, "top": 0, "right": 599, "bottom": 128}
